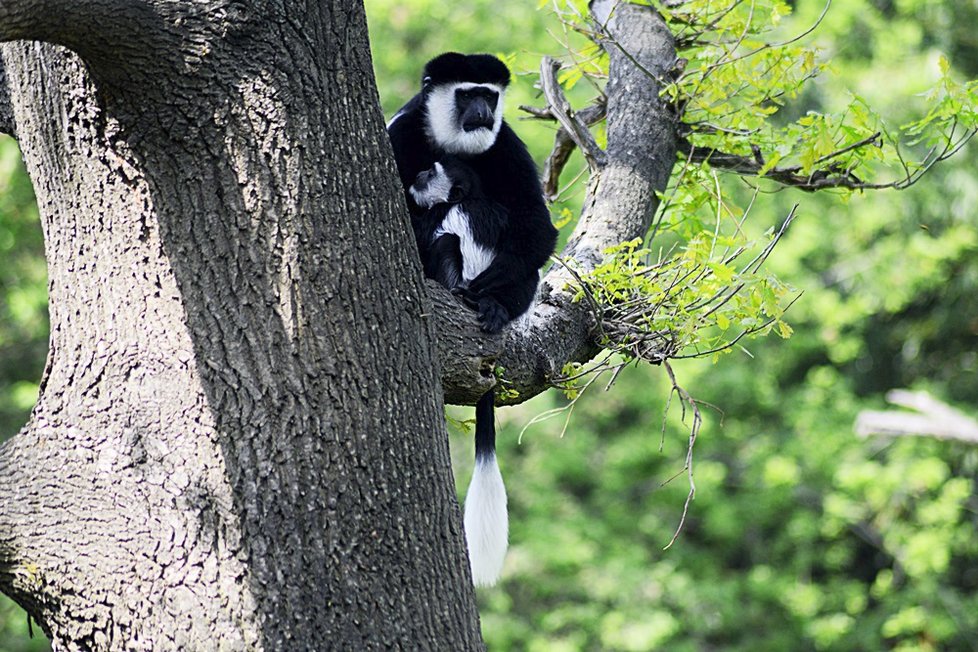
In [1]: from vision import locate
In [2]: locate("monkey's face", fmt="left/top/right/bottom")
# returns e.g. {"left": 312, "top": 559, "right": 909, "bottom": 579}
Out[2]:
{"left": 424, "top": 81, "right": 505, "bottom": 155}
{"left": 454, "top": 86, "right": 499, "bottom": 132}
{"left": 410, "top": 159, "right": 477, "bottom": 208}
{"left": 410, "top": 162, "right": 454, "bottom": 208}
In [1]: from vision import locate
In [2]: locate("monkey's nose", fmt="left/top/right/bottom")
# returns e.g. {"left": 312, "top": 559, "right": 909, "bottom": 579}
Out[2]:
{"left": 462, "top": 98, "right": 494, "bottom": 131}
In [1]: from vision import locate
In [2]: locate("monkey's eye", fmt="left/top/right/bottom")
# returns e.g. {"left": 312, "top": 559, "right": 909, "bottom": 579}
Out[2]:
{"left": 422, "top": 76, "right": 432, "bottom": 88}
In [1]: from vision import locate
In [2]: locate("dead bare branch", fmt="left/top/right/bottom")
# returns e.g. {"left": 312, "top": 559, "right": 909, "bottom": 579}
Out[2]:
{"left": 538, "top": 56, "right": 608, "bottom": 175}
{"left": 520, "top": 99, "right": 608, "bottom": 200}
{"left": 855, "top": 390, "right": 978, "bottom": 445}
{"left": 662, "top": 361, "right": 701, "bottom": 549}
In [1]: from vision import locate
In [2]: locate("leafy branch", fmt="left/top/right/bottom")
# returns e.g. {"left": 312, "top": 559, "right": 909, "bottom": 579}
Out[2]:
{"left": 553, "top": 203, "right": 796, "bottom": 381}
{"left": 525, "top": 0, "right": 977, "bottom": 198}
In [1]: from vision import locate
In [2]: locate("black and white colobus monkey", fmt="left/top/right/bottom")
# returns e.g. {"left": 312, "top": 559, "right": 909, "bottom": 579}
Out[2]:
{"left": 388, "top": 52, "right": 556, "bottom": 332}
{"left": 388, "top": 53, "right": 557, "bottom": 586}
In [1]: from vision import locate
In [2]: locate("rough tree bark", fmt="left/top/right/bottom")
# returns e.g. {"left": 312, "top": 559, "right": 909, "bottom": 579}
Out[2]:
{"left": 0, "top": 0, "right": 680, "bottom": 648}
{"left": 0, "top": 0, "right": 483, "bottom": 649}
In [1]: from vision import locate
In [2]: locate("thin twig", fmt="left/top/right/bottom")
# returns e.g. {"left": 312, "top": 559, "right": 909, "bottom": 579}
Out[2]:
{"left": 662, "top": 361, "right": 701, "bottom": 550}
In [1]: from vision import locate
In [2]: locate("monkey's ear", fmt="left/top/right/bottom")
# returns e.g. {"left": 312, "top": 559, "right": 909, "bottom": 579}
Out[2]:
{"left": 448, "top": 185, "right": 465, "bottom": 203}
{"left": 422, "top": 76, "right": 433, "bottom": 89}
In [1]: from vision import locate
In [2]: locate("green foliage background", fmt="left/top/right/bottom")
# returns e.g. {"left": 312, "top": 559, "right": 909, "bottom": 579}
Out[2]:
{"left": 2, "top": 1, "right": 977, "bottom": 649}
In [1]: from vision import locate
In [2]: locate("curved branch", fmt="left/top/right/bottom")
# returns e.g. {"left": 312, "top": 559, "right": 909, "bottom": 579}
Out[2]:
{"left": 0, "top": 0, "right": 148, "bottom": 49}
{"left": 438, "top": 2, "right": 679, "bottom": 405}
{"left": 0, "top": 0, "right": 67, "bottom": 43}
{"left": 0, "top": 0, "right": 247, "bottom": 85}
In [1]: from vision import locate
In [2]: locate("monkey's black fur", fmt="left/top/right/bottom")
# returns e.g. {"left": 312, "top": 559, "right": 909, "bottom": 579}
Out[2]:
{"left": 422, "top": 52, "right": 511, "bottom": 87}
{"left": 411, "top": 156, "right": 508, "bottom": 302}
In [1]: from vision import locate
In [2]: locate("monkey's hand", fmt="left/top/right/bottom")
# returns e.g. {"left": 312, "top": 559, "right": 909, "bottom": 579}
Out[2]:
{"left": 476, "top": 297, "right": 509, "bottom": 334}
{"left": 454, "top": 288, "right": 509, "bottom": 333}
{"left": 453, "top": 286, "right": 479, "bottom": 308}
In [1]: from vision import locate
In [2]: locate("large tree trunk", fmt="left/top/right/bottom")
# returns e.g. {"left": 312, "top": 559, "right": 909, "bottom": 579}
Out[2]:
{"left": 0, "top": 1, "right": 482, "bottom": 649}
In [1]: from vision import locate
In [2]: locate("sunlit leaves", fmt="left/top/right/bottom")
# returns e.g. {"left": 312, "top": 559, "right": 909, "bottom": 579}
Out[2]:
{"left": 661, "top": 0, "right": 823, "bottom": 137}
{"left": 567, "top": 226, "right": 795, "bottom": 367}
{"left": 905, "top": 54, "right": 978, "bottom": 142}
{"left": 650, "top": 0, "right": 978, "bottom": 194}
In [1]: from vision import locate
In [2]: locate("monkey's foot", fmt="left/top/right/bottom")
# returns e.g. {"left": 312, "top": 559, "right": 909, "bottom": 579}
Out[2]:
{"left": 477, "top": 298, "right": 509, "bottom": 334}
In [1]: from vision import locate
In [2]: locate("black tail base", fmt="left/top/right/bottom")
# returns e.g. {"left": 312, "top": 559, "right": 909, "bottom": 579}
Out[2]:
{"left": 475, "top": 390, "right": 495, "bottom": 464}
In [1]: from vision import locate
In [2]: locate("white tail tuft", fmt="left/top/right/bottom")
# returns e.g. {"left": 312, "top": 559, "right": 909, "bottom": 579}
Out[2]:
{"left": 463, "top": 454, "right": 508, "bottom": 587}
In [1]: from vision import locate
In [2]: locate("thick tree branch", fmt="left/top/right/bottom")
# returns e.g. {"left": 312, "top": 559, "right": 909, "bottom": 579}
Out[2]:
{"left": 855, "top": 390, "right": 978, "bottom": 445}
{"left": 431, "top": 282, "right": 504, "bottom": 405}
{"left": 0, "top": 0, "right": 147, "bottom": 50}
{"left": 0, "top": 0, "right": 246, "bottom": 88}
{"left": 0, "top": 0, "right": 67, "bottom": 43}
{"left": 438, "top": 1, "right": 679, "bottom": 406}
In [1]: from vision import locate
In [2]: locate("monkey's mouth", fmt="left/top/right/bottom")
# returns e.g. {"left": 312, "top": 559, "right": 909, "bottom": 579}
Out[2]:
{"left": 462, "top": 120, "right": 493, "bottom": 132}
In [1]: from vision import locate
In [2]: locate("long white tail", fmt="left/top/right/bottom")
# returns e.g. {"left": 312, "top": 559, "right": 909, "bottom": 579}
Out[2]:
{"left": 464, "top": 452, "right": 508, "bottom": 586}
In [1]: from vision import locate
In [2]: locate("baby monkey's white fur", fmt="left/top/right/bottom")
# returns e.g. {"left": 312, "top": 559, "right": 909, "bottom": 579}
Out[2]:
{"left": 410, "top": 162, "right": 497, "bottom": 283}
{"left": 409, "top": 162, "right": 452, "bottom": 207}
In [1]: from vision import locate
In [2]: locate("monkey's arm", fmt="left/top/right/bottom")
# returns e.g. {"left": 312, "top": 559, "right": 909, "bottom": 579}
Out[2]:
{"left": 387, "top": 93, "right": 437, "bottom": 214}
{"left": 464, "top": 200, "right": 556, "bottom": 304}
{"left": 461, "top": 151, "right": 557, "bottom": 332}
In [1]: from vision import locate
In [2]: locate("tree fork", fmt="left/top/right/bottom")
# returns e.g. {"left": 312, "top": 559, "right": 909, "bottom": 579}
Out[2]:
{"left": 440, "top": 1, "right": 680, "bottom": 405}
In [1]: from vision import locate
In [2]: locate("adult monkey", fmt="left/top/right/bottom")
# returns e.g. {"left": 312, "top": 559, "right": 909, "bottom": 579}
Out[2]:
{"left": 387, "top": 52, "right": 557, "bottom": 586}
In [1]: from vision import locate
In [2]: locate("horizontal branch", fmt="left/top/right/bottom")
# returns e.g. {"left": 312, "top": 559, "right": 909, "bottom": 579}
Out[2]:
{"left": 0, "top": 0, "right": 61, "bottom": 43}
{"left": 0, "top": 0, "right": 233, "bottom": 84}
{"left": 0, "top": 0, "right": 122, "bottom": 49}
{"left": 678, "top": 136, "right": 884, "bottom": 192}
{"left": 855, "top": 390, "right": 978, "bottom": 445}
{"left": 680, "top": 122, "right": 977, "bottom": 193}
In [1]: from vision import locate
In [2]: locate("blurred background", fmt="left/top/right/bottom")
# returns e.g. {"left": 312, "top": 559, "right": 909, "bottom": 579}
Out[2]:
{"left": 2, "top": 0, "right": 977, "bottom": 649}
